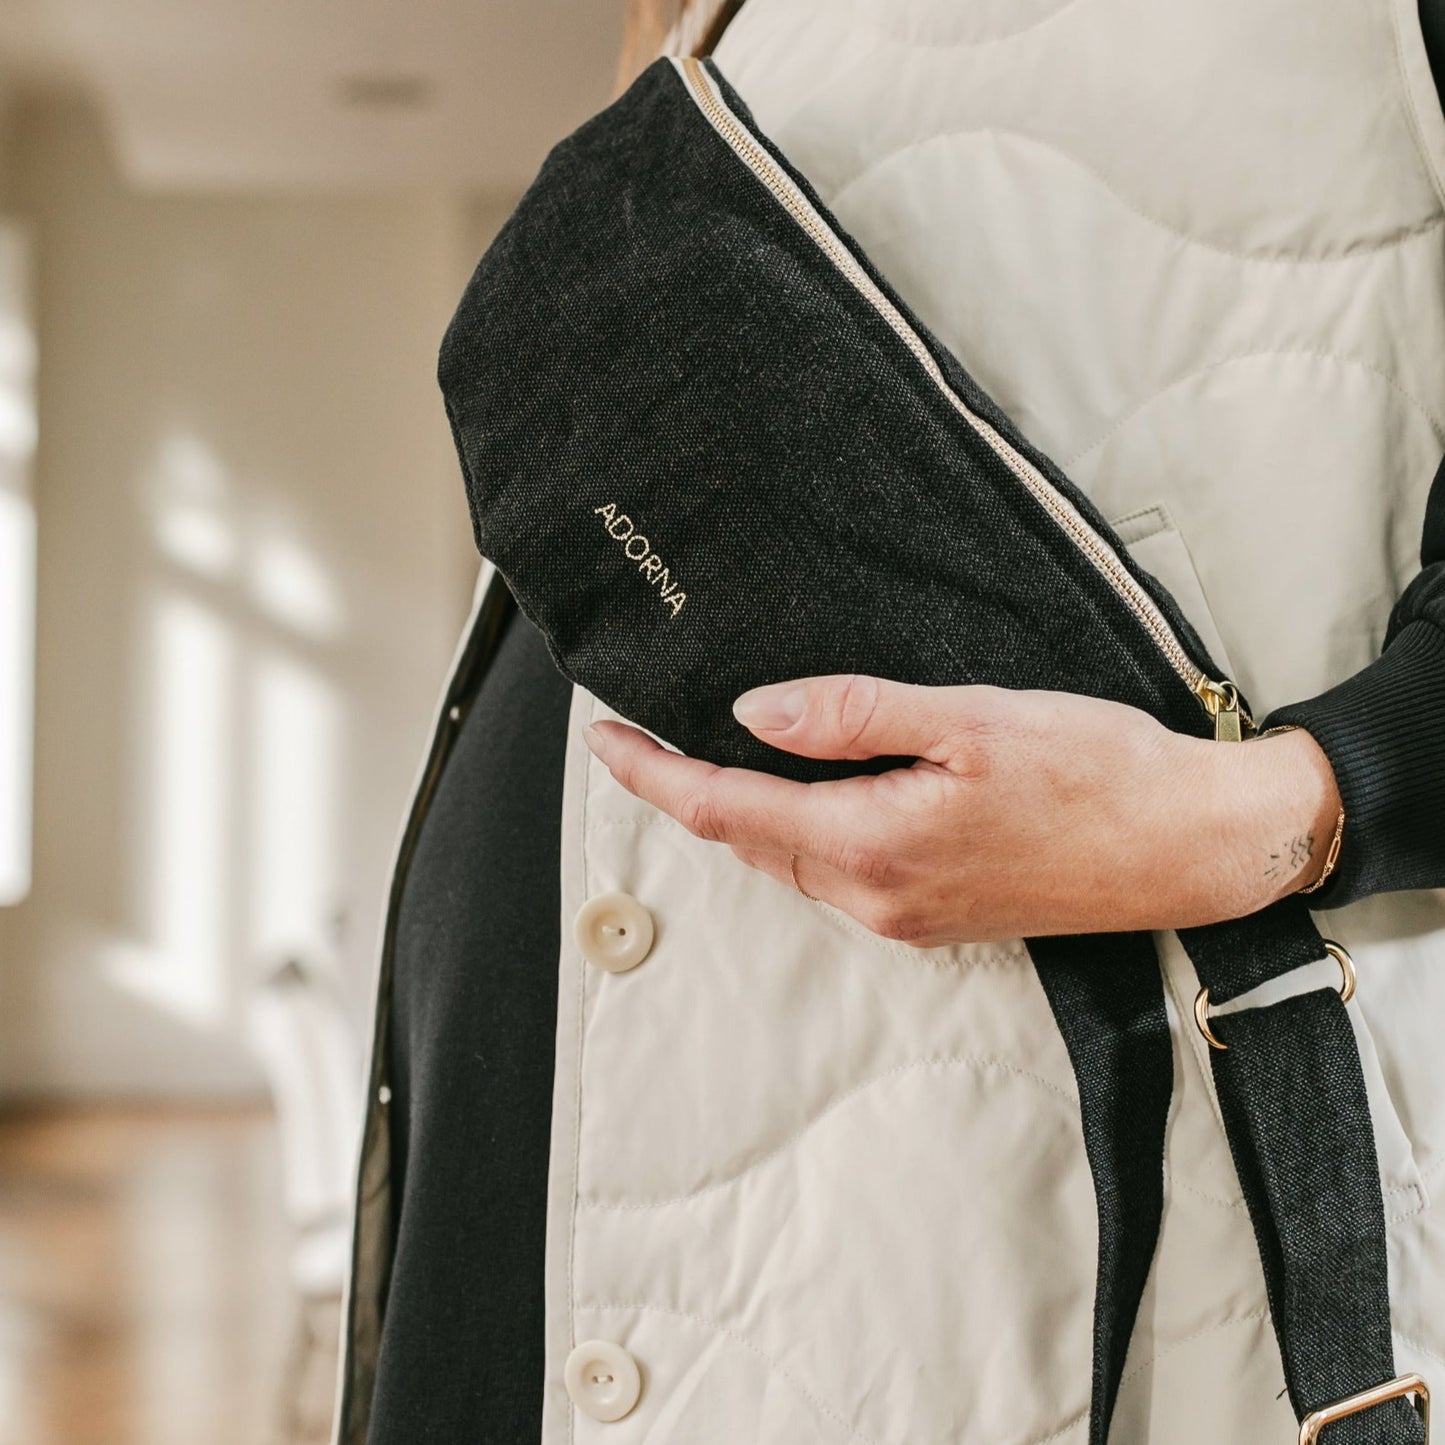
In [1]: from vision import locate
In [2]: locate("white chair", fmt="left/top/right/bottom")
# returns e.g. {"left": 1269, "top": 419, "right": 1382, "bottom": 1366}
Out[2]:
{"left": 247, "top": 952, "right": 364, "bottom": 1445}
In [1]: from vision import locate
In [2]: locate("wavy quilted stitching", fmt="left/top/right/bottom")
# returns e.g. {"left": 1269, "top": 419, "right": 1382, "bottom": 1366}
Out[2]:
{"left": 826, "top": 129, "right": 1445, "bottom": 264}
{"left": 578, "top": 1053, "right": 1079, "bottom": 1212}
{"left": 586, "top": 801, "right": 1029, "bottom": 971}
{"left": 823, "top": 0, "right": 1445, "bottom": 241}
{"left": 581, "top": 1299, "right": 1096, "bottom": 1445}
{"left": 578, "top": 1301, "right": 891, "bottom": 1445}
{"left": 576, "top": 1301, "right": 1287, "bottom": 1445}
{"left": 1064, "top": 349, "right": 1445, "bottom": 468}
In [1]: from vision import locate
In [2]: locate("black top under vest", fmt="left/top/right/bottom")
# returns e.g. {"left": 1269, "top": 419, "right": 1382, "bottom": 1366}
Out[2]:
{"left": 366, "top": 598, "right": 569, "bottom": 1444}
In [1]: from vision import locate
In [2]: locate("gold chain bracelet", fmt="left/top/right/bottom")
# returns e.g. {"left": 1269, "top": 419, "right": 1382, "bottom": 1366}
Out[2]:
{"left": 1256, "top": 723, "right": 1346, "bottom": 894}
{"left": 1298, "top": 805, "right": 1346, "bottom": 894}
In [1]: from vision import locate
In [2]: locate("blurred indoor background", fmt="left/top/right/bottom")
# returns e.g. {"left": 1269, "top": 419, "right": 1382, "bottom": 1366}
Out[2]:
{"left": 0, "top": 3, "right": 632, "bottom": 1441}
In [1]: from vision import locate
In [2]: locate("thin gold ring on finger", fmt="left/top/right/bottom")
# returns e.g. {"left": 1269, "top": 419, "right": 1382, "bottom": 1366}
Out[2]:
{"left": 789, "top": 853, "right": 819, "bottom": 902}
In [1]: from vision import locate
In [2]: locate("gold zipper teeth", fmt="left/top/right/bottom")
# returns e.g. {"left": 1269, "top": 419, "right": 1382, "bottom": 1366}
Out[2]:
{"left": 676, "top": 55, "right": 1209, "bottom": 699}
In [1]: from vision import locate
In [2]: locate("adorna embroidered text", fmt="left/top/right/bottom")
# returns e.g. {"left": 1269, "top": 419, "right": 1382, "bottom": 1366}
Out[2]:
{"left": 593, "top": 502, "right": 687, "bottom": 618}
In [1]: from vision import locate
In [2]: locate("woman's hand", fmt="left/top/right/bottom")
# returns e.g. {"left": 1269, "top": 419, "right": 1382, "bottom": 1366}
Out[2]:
{"left": 582, "top": 675, "right": 1344, "bottom": 945}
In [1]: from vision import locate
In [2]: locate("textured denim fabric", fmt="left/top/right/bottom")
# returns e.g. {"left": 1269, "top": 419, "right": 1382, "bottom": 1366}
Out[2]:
{"left": 438, "top": 60, "right": 1225, "bottom": 782}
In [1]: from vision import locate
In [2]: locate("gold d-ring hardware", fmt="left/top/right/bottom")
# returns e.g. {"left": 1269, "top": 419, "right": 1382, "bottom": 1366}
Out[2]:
{"left": 1194, "top": 939, "right": 1357, "bottom": 1052}
{"left": 1299, "top": 1371, "right": 1430, "bottom": 1443}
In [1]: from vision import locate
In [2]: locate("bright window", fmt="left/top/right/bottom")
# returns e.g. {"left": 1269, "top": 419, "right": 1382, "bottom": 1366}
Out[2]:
{"left": 0, "top": 221, "right": 36, "bottom": 907}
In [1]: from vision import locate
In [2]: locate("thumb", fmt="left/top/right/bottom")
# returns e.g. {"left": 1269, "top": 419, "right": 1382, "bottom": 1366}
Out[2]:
{"left": 731, "top": 673, "right": 961, "bottom": 763}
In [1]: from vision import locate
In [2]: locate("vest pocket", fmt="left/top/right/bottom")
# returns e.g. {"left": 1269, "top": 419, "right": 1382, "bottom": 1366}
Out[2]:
{"left": 1109, "top": 503, "right": 1240, "bottom": 683}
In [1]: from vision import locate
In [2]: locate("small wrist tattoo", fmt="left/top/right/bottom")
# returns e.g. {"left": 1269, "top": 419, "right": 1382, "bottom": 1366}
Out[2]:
{"left": 1263, "top": 832, "right": 1315, "bottom": 881}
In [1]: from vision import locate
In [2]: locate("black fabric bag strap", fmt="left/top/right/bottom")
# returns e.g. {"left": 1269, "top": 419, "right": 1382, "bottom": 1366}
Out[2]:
{"left": 1031, "top": 896, "right": 1425, "bottom": 1443}
{"left": 1210, "top": 992, "right": 1418, "bottom": 1442}
{"left": 1030, "top": 931, "right": 1173, "bottom": 1441}
{"left": 1181, "top": 902, "right": 1423, "bottom": 1444}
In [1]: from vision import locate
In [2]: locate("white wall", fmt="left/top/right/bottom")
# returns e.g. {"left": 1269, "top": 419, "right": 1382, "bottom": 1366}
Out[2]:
{"left": 0, "top": 94, "right": 514, "bottom": 1098}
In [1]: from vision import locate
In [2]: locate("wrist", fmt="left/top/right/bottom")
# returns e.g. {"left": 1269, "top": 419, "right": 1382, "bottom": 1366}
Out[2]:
{"left": 1225, "top": 726, "right": 1344, "bottom": 907}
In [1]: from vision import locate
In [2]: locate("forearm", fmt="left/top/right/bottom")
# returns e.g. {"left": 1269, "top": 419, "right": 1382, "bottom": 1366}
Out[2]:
{"left": 1210, "top": 726, "right": 1345, "bottom": 912}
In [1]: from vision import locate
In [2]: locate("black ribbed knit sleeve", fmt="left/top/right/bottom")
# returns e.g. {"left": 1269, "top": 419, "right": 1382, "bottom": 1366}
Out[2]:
{"left": 1258, "top": 456, "right": 1445, "bottom": 906}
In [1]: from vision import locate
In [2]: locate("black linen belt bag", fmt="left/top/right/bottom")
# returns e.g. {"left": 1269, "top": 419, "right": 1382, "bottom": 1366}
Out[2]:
{"left": 438, "top": 55, "right": 1430, "bottom": 1444}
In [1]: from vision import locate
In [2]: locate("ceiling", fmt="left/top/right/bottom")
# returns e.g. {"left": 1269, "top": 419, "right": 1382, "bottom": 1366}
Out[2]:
{"left": 0, "top": 0, "right": 629, "bottom": 192}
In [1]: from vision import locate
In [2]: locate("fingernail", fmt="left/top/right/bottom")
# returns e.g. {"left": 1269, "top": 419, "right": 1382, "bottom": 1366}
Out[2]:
{"left": 583, "top": 723, "right": 612, "bottom": 761}
{"left": 733, "top": 682, "right": 806, "bottom": 731}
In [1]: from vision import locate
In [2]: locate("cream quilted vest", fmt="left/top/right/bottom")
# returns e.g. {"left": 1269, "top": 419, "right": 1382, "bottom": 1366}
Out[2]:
{"left": 338, "top": 1, "right": 1445, "bottom": 1440}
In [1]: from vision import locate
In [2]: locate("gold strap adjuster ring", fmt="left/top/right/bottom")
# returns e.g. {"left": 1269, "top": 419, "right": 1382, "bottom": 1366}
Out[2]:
{"left": 1194, "top": 939, "right": 1356, "bottom": 1052}
{"left": 1300, "top": 1372, "right": 1430, "bottom": 1443}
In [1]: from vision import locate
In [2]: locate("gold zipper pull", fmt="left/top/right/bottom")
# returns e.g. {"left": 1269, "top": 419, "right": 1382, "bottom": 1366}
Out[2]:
{"left": 1197, "top": 678, "right": 1251, "bottom": 742}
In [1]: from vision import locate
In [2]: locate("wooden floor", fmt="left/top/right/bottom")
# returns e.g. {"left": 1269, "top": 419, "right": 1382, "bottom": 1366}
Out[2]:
{"left": 0, "top": 1106, "right": 338, "bottom": 1445}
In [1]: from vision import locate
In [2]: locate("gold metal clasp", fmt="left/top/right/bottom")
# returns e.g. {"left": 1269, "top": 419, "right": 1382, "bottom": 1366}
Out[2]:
{"left": 1194, "top": 940, "right": 1356, "bottom": 1052}
{"left": 1299, "top": 1372, "right": 1430, "bottom": 1443}
{"left": 1196, "top": 677, "right": 1254, "bottom": 743}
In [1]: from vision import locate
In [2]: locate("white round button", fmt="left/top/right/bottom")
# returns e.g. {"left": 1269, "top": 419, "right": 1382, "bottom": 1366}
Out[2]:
{"left": 564, "top": 1338, "right": 642, "bottom": 1422}
{"left": 573, "top": 892, "right": 655, "bottom": 974}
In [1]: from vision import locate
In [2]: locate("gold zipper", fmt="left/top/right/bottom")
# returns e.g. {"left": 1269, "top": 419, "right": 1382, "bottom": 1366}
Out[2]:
{"left": 675, "top": 56, "right": 1250, "bottom": 742}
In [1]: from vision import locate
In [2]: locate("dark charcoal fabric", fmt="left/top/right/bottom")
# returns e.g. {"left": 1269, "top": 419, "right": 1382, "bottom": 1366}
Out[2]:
{"left": 1211, "top": 990, "right": 1422, "bottom": 1442}
{"left": 1180, "top": 910, "right": 1424, "bottom": 1443}
{"left": 1264, "top": 614, "right": 1445, "bottom": 906}
{"left": 366, "top": 601, "right": 570, "bottom": 1445}
{"left": 439, "top": 60, "right": 1228, "bottom": 779}
{"left": 437, "top": 54, "right": 1419, "bottom": 1445}
{"left": 1177, "top": 894, "right": 1340, "bottom": 1005}
{"left": 1027, "top": 930, "right": 1174, "bottom": 1443}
